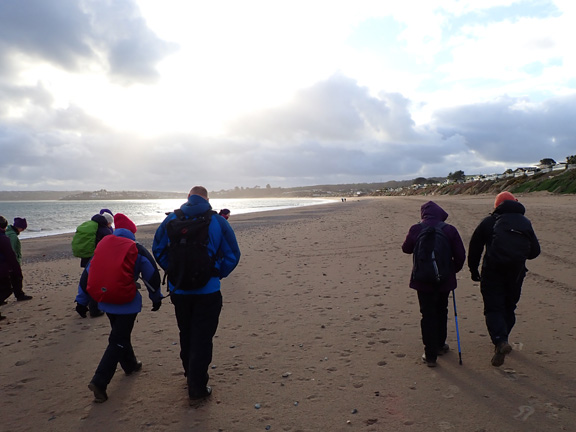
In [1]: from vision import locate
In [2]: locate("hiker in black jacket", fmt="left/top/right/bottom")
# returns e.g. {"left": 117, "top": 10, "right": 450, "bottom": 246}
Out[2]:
{"left": 468, "top": 192, "right": 540, "bottom": 367}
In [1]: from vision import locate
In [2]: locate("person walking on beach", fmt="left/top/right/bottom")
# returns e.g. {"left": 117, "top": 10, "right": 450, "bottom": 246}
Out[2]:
{"left": 218, "top": 208, "right": 231, "bottom": 220}
{"left": 153, "top": 186, "right": 241, "bottom": 403}
{"left": 72, "top": 210, "right": 114, "bottom": 317}
{"left": 468, "top": 192, "right": 540, "bottom": 367}
{"left": 402, "top": 201, "right": 466, "bottom": 367}
{"left": 3, "top": 217, "right": 33, "bottom": 302}
{"left": 76, "top": 213, "right": 163, "bottom": 403}
{"left": 0, "top": 216, "right": 25, "bottom": 320}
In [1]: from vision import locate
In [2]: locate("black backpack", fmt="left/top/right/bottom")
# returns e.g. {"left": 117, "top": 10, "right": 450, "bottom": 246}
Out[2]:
{"left": 166, "top": 209, "right": 216, "bottom": 290}
{"left": 411, "top": 222, "right": 453, "bottom": 285}
{"left": 487, "top": 213, "right": 532, "bottom": 265}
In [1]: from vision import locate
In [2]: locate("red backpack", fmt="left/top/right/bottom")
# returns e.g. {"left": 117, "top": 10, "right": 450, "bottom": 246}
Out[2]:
{"left": 87, "top": 235, "right": 138, "bottom": 304}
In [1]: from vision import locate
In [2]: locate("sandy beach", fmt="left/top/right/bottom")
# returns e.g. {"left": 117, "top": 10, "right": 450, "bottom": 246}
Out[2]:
{"left": 1, "top": 194, "right": 575, "bottom": 432}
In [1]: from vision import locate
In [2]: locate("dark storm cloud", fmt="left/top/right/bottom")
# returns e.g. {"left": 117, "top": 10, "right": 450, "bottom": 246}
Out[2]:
{"left": 0, "top": 0, "right": 176, "bottom": 83}
{"left": 433, "top": 95, "right": 576, "bottom": 164}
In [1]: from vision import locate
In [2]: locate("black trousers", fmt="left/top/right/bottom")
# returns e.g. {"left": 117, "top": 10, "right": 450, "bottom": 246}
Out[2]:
{"left": 172, "top": 291, "right": 222, "bottom": 398}
{"left": 92, "top": 313, "right": 139, "bottom": 389}
{"left": 417, "top": 290, "right": 450, "bottom": 361}
{"left": 0, "top": 274, "right": 25, "bottom": 303}
{"left": 481, "top": 264, "right": 526, "bottom": 346}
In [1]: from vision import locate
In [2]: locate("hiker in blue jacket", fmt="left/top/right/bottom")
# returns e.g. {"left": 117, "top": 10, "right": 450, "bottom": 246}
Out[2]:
{"left": 76, "top": 213, "right": 163, "bottom": 403}
{"left": 153, "top": 185, "right": 241, "bottom": 403}
{"left": 402, "top": 201, "right": 466, "bottom": 367}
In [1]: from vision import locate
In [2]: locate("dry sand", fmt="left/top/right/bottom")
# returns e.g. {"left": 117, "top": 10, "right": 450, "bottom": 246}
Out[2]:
{"left": 1, "top": 194, "right": 575, "bottom": 432}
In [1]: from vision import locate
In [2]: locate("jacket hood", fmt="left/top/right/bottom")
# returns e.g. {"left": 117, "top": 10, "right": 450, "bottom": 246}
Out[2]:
{"left": 180, "top": 194, "right": 212, "bottom": 218}
{"left": 420, "top": 201, "right": 449, "bottom": 222}
{"left": 91, "top": 214, "right": 109, "bottom": 227}
{"left": 493, "top": 199, "right": 525, "bottom": 215}
{"left": 113, "top": 228, "right": 136, "bottom": 241}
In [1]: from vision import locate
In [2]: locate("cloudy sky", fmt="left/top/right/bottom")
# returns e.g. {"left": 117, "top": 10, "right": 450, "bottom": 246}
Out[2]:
{"left": 1, "top": 0, "right": 575, "bottom": 192}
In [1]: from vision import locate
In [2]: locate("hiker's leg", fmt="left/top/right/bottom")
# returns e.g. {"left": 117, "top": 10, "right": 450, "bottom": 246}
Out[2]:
{"left": 9, "top": 273, "right": 25, "bottom": 299}
{"left": 418, "top": 291, "right": 439, "bottom": 361}
{"left": 88, "top": 298, "right": 101, "bottom": 316}
{"left": 0, "top": 277, "right": 13, "bottom": 304}
{"left": 481, "top": 270, "right": 508, "bottom": 346}
{"left": 503, "top": 266, "right": 525, "bottom": 338}
{"left": 173, "top": 294, "right": 194, "bottom": 376}
{"left": 92, "top": 313, "right": 137, "bottom": 388}
{"left": 436, "top": 291, "right": 450, "bottom": 349}
{"left": 117, "top": 314, "right": 139, "bottom": 373}
{"left": 186, "top": 291, "right": 222, "bottom": 397}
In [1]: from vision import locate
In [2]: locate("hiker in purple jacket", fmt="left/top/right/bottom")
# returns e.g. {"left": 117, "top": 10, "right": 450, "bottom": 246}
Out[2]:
{"left": 402, "top": 201, "right": 466, "bottom": 367}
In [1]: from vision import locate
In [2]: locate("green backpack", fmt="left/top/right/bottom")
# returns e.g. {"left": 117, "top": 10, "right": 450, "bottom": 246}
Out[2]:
{"left": 71, "top": 220, "right": 99, "bottom": 258}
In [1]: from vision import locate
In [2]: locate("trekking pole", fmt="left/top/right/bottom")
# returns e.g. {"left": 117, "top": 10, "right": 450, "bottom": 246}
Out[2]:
{"left": 452, "top": 290, "right": 463, "bottom": 365}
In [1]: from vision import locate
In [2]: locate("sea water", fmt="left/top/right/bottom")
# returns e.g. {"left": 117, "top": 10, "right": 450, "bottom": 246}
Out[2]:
{"left": 0, "top": 197, "right": 335, "bottom": 240}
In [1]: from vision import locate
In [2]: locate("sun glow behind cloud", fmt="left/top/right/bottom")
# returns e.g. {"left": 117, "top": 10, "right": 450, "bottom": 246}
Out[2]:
{"left": 1, "top": 0, "right": 576, "bottom": 191}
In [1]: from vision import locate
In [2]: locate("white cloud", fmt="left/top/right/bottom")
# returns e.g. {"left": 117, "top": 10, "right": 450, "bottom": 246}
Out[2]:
{"left": 0, "top": 0, "right": 575, "bottom": 191}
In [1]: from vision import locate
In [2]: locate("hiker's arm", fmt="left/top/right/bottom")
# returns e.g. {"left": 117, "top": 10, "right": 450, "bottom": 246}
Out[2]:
{"left": 401, "top": 224, "right": 419, "bottom": 254}
{"left": 216, "top": 219, "right": 241, "bottom": 279}
{"left": 152, "top": 218, "right": 170, "bottom": 271}
{"left": 138, "top": 255, "right": 163, "bottom": 302}
{"left": 527, "top": 226, "right": 541, "bottom": 260}
{"left": 449, "top": 227, "right": 466, "bottom": 273}
{"left": 468, "top": 216, "right": 492, "bottom": 272}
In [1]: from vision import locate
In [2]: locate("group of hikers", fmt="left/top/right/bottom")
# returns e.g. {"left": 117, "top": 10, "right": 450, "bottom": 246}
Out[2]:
{"left": 68, "top": 186, "right": 241, "bottom": 404}
{"left": 402, "top": 191, "right": 540, "bottom": 368}
{"left": 1, "top": 187, "right": 540, "bottom": 405}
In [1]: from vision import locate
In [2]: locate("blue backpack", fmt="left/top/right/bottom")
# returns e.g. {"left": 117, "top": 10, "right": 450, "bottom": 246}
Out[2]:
{"left": 411, "top": 222, "right": 453, "bottom": 284}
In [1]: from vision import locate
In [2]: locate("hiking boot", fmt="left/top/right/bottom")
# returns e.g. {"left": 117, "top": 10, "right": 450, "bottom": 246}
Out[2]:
{"left": 90, "top": 310, "right": 104, "bottom": 318}
{"left": 189, "top": 386, "right": 212, "bottom": 401}
{"left": 125, "top": 361, "right": 142, "bottom": 376}
{"left": 491, "top": 341, "right": 512, "bottom": 367}
{"left": 438, "top": 344, "right": 450, "bottom": 355}
{"left": 88, "top": 381, "right": 108, "bottom": 403}
{"left": 421, "top": 353, "right": 437, "bottom": 368}
{"left": 16, "top": 295, "right": 32, "bottom": 301}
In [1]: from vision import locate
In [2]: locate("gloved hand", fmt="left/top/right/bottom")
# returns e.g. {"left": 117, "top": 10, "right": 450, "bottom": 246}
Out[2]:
{"left": 76, "top": 303, "right": 89, "bottom": 318}
{"left": 151, "top": 301, "right": 162, "bottom": 312}
{"left": 470, "top": 269, "right": 482, "bottom": 282}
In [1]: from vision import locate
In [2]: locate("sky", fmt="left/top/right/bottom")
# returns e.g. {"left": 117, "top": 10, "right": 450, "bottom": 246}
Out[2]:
{"left": 1, "top": 0, "right": 575, "bottom": 192}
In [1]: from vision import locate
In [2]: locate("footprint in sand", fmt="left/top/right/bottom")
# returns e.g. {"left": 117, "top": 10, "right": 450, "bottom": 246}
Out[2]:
{"left": 443, "top": 385, "right": 460, "bottom": 399}
{"left": 514, "top": 405, "right": 534, "bottom": 421}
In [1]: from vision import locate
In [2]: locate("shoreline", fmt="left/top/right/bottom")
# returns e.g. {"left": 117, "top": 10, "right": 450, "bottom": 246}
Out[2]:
{"left": 3, "top": 194, "right": 576, "bottom": 431}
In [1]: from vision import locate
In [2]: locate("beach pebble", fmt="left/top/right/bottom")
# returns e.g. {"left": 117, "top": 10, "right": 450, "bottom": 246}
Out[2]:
{"left": 351, "top": 408, "right": 358, "bottom": 414}
{"left": 254, "top": 403, "right": 261, "bottom": 409}
{"left": 282, "top": 372, "right": 291, "bottom": 378}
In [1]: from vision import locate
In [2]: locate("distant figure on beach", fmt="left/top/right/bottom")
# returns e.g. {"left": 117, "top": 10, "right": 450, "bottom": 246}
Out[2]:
{"left": 153, "top": 186, "right": 241, "bottom": 403}
{"left": 402, "top": 201, "right": 466, "bottom": 367}
{"left": 76, "top": 213, "right": 163, "bottom": 403}
{"left": 0, "top": 216, "right": 26, "bottom": 320}
{"left": 218, "top": 208, "right": 231, "bottom": 220}
{"left": 468, "top": 192, "right": 540, "bottom": 367}
{"left": 4, "top": 217, "right": 33, "bottom": 302}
